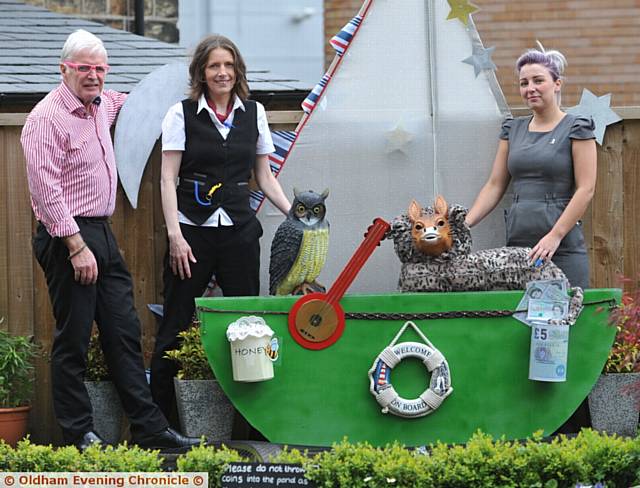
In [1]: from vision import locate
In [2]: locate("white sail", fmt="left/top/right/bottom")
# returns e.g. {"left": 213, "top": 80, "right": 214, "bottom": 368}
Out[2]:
{"left": 258, "top": 0, "right": 511, "bottom": 294}
{"left": 114, "top": 62, "right": 189, "bottom": 208}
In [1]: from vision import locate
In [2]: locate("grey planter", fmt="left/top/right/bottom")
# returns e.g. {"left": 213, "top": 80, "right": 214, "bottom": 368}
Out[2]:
{"left": 85, "top": 381, "right": 124, "bottom": 444}
{"left": 588, "top": 373, "right": 640, "bottom": 437}
{"left": 174, "top": 378, "right": 235, "bottom": 441}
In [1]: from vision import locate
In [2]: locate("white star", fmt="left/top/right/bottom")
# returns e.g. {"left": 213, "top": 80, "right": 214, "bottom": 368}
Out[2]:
{"left": 385, "top": 123, "right": 413, "bottom": 155}
{"left": 567, "top": 88, "right": 621, "bottom": 145}
{"left": 462, "top": 46, "right": 497, "bottom": 78}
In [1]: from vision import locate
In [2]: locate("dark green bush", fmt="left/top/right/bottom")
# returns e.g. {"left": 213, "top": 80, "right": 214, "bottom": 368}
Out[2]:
{"left": 265, "top": 431, "right": 640, "bottom": 488}
{"left": 0, "top": 328, "right": 39, "bottom": 407}
{"left": 1, "top": 430, "right": 640, "bottom": 488}
{"left": 0, "top": 439, "right": 162, "bottom": 472}
{"left": 176, "top": 443, "right": 246, "bottom": 487}
{"left": 164, "top": 325, "right": 213, "bottom": 380}
{"left": 570, "top": 429, "right": 640, "bottom": 487}
{"left": 85, "top": 330, "right": 110, "bottom": 382}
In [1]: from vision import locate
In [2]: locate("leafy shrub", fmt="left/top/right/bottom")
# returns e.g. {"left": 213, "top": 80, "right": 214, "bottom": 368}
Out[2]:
{"left": 176, "top": 443, "right": 246, "bottom": 488}
{"left": 515, "top": 434, "right": 588, "bottom": 487}
{"left": 2, "top": 431, "right": 640, "bottom": 487}
{"left": 254, "top": 431, "right": 640, "bottom": 487}
{"left": 0, "top": 326, "right": 39, "bottom": 407}
{"left": 570, "top": 429, "right": 640, "bottom": 487}
{"left": 85, "top": 330, "right": 110, "bottom": 382}
{"left": 0, "top": 438, "right": 162, "bottom": 472}
{"left": 605, "top": 277, "right": 640, "bottom": 373}
{"left": 164, "top": 324, "right": 214, "bottom": 380}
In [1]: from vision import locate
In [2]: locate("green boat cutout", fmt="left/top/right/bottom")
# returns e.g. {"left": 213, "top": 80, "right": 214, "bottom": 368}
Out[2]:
{"left": 196, "top": 289, "right": 619, "bottom": 447}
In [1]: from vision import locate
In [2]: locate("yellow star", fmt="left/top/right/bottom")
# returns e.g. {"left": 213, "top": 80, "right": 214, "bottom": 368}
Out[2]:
{"left": 446, "top": 0, "right": 479, "bottom": 26}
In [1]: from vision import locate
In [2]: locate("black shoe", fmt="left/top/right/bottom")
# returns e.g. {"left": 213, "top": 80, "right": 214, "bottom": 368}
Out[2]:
{"left": 74, "top": 431, "right": 105, "bottom": 451}
{"left": 133, "top": 427, "right": 202, "bottom": 452}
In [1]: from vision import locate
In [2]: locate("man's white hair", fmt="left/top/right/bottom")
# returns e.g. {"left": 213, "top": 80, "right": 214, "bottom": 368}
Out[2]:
{"left": 60, "top": 29, "right": 107, "bottom": 62}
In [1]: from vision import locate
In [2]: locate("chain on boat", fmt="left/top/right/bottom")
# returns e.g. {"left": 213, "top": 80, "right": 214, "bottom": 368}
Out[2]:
{"left": 195, "top": 298, "right": 616, "bottom": 322}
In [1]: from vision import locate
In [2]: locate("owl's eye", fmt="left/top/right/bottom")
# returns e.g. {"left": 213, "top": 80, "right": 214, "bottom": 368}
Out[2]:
{"left": 296, "top": 204, "right": 306, "bottom": 214}
{"left": 414, "top": 223, "right": 424, "bottom": 231}
{"left": 436, "top": 219, "right": 446, "bottom": 227}
{"left": 312, "top": 205, "right": 323, "bottom": 215}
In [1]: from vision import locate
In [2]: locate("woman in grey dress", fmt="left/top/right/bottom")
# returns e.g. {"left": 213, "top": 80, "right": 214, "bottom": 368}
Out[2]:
{"left": 466, "top": 43, "right": 597, "bottom": 289}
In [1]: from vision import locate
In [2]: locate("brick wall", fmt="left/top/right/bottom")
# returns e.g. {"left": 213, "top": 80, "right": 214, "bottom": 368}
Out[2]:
{"left": 24, "top": 0, "right": 178, "bottom": 43}
{"left": 473, "top": 0, "right": 640, "bottom": 107}
{"left": 322, "top": 0, "right": 639, "bottom": 107}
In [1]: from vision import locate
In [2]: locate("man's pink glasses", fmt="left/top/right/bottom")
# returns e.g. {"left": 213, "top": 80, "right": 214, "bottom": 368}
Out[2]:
{"left": 64, "top": 61, "right": 110, "bottom": 74}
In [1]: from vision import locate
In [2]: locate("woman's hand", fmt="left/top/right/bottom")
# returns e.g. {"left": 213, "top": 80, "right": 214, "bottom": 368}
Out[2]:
{"left": 529, "top": 231, "right": 562, "bottom": 266}
{"left": 168, "top": 233, "right": 197, "bottom": 279}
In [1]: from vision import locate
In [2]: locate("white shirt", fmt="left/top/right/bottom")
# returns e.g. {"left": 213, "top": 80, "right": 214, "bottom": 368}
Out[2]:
{"left": 161, "top": 94, "right": 275, "bottom": 227}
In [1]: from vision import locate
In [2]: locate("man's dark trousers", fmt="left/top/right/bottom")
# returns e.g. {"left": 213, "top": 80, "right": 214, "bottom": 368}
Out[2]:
{"left": 33, "top": 218, "right": 167, "bottom": 442}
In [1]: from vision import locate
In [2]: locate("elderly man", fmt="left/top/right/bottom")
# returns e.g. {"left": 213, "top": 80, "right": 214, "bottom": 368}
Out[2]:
{"left": 21, "top": 29, "right": 201, "bottom": 451}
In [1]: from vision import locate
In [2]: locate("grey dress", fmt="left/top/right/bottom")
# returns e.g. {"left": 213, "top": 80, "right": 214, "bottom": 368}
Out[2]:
{"left": 500, "top": 113, "right": 595, "bottom": 288}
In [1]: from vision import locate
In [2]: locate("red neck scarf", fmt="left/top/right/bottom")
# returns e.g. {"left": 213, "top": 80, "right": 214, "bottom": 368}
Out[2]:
{"left": 206, "top": 97, "right": 233, "bottom": 124}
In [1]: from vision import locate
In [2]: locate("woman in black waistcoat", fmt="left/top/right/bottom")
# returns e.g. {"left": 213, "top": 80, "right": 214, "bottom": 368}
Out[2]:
{"left": 151, "top": 34, "right": 291, "bottom": 420}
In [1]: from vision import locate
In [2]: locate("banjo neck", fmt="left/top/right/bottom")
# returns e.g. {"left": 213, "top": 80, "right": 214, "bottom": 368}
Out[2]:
{"left": 324, "top": 218, "right": 390, "bottom": 306}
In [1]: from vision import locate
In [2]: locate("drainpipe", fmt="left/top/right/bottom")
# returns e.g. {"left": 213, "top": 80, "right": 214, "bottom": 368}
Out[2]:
{"left": 134, "top": 0, "right": 145, "bottom": 36}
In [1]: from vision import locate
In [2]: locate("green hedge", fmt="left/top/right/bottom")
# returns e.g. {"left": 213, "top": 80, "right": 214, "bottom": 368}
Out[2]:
{"left": 264, "top": 430, "right": 640, "bottom": 488}
{"left": 176, "top": 443, "right": 246, "bottom": 486}
{"left": 2, "top": 431, "right": 640, "bottom": 488}
{"left": 0, "top": 439, "right": 163, "bottom": 471}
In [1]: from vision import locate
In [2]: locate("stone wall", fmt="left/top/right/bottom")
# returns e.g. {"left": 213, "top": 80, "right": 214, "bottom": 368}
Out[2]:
{"left": 24, "top": 0, "right": 179, "bottom": 43}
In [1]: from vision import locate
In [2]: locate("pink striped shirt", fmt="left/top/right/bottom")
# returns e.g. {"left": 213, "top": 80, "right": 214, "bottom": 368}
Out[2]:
{"left": 21, "top": 82, "right": 127, "bottom": 237}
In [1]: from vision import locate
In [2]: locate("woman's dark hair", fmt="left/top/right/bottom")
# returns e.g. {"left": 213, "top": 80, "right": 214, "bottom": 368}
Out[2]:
{"left": 188, "top": 34, "right": 249, "bottom": 102}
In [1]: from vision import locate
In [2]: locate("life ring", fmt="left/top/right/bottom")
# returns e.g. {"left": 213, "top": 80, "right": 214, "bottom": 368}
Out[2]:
{"left": 368, "top": 335, "right": 453, "bottom": 419}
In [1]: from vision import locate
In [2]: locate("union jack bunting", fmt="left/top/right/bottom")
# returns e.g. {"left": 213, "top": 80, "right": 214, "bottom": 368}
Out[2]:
{"left": 301, "top": 73, "right": 331, "bottom": 114}
{"left": 330, "top": 15, "right": 362, "bottom": 56}
{"left": 250, "top": 130, "right": 297, "bottom": 211}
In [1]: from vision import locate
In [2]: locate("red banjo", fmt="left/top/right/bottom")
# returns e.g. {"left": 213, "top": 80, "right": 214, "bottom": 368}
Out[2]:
{"left": 288, "top": 218, "right": 390, "bottom": 350}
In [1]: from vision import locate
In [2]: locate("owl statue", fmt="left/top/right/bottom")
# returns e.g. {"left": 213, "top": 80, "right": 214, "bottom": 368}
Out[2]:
{"left": 269, "top": 188, "right": 330, "bottom": 295}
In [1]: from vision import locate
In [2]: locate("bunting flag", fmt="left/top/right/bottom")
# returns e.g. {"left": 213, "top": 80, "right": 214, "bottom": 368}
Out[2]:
{"left": 300, "top": 14, "right": 364, "bottom": 114}
{"left": 250, "top": 130, "right": 297, "bottom": 211}
{"left": 301, "top": 73, "right": 331, "bottom": 114}
{"left": 330, "top": 15, "right": 363, "bottom": 56}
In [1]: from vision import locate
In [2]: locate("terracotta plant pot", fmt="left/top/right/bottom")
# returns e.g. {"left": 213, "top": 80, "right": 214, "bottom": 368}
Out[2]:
{"left": 0, "top": 405, "right": 31, "bottom": 447}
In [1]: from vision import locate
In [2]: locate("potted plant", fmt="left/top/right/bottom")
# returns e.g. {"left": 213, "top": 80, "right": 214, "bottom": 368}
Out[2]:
{"left": 588, "top": 279, "right": 640, "bottom": 436}
{"left": 0, "top": 321, "right": 39, "bottom": 446}
{"left": 165, "top": 323, "right": 235, "bottom": 441}
{"left": 84, "top": 330, "right": 124, "bottom": 444}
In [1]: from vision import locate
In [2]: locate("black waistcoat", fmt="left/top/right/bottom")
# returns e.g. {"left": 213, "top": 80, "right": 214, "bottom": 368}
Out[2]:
{"left": 177, "top": 99, "right": 258, "bottom": 225}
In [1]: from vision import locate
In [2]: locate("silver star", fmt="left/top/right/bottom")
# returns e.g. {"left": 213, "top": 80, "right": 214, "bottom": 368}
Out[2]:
{"left": 385, "top": 123, "right": 414, "bottom": 155}
{"left": 462, "top": 46, "right": 497, "bottom": 78}
{"left": 567, "top": 88, "right": 621, "bottom": 145}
